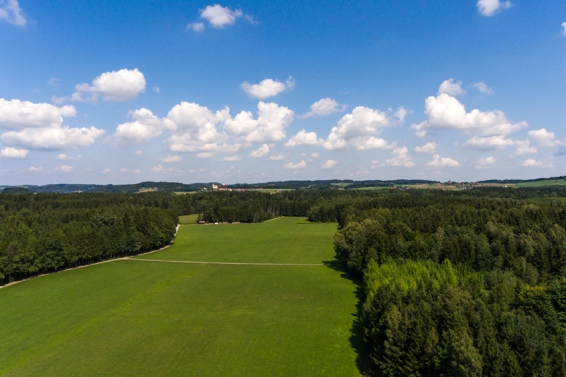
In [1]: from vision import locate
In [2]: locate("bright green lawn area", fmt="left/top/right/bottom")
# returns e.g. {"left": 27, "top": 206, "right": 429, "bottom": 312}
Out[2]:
{"left": 0, "top": 217, "right": 361, "bottom": 376}
{"left": 138, "top": 217, "right": 337, "bottom": 264}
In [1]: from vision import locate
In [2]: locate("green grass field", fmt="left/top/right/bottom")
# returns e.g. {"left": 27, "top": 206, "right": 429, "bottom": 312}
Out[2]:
{"left": 178, "top": 214, "right": 199, "bottom": 224}
{"left": 0, "top": 218, "right": 362, "bottom": 376}
{"left": 139, "top": 218, "right": 335, "bottom": 264}
{"left": 514, "top": 179, "right": 566, "bottom": 188}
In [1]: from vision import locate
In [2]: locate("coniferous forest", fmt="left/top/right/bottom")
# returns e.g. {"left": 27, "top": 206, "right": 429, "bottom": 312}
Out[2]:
{"left": 3, "top": 187, "right": 566, "bottom": 376}
{"left": 323, "top": 190, "right": 566, "bottom": 376}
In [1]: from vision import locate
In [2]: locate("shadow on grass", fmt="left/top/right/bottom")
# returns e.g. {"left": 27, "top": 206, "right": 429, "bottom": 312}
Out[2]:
{"left": 323, "top": 259, "right": 371, "bottom": 376}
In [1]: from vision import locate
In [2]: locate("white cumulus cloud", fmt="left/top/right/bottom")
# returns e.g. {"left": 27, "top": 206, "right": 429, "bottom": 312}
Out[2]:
{"left": 414, "top": 93, "right": 526, "bottom": 138}
{"left": 241, "top": 77, "right": 295, "bottom": 99}
{"left": 302, "top": 98, "right": 346, "bottom": 118}
{"left": 477, "top": 0, "right": 512, "bottom": 17}
{"left": 167, "top": 102, "right": 230, "bottom": 153}
{"left": 0, "top": 99, "right": 76, "bottom": 130}
{"left": 415, "top": 142, "right": 438, "bottom": 154}
{"left": 475, "top": 157, "right": 497, "bottom": 169}
{"left": 224, "top": 101, "right": 294, "bottom": 144}
{"left": 222, "top": 156, "right": 242, "bottom": 162}
{"left": 65, "top": 68, "right": 146, "bottom": 102}
{"left": 321, "top": 160, "right": 338, "bottom": 169}
{"left": 2, "top": 126, "right": 105, "bottom": 150}
{"left": 464, "top": 130, "right": 561, "bottom": 154}
{"left": 196, "top": 152, "right": 213, "bottom": 159}
{"left": 115, "top": 108, "right": 174, "bottom": 144}
{"left": 522, "top": 158, "right": 544, "bottom": 167}
{"left": 464, "top": 135, "right": 515, "bottom": 150}
{"left": 427, "top": 154, "right": 460, "bottom": 168}
{"left": 507, "top": 129, "right": 562, "bottom": 156}
{"left": 57, "top": 153, "right": 77, "bottom": 160}
{"left": 115, "top": 101, "right": 293, "bottom": 157}
{"left": 385, "top": 147, "right": 416, "bottom": 168}
{"left": 528, "top": 128, "right": 560, "bottom": 147}
{"left": 249, "top": 143, "right": 270, "bottom": 158}
{"left": 438, "top": 79, "right": 466, "bottom": 96}
{"left": 270, "top": 155, "right": 285, "bottom": 161}
{"left": 0, "top": 0, "right": 26, "bottom": 26}
{"left": 161, "top": 156, "right": 182, "bottom": 163}
{"left": 200, "top": 4, "right": 242, "bottom": 28}
{"left": 562, "top": 22, "right": 566, "bottom": 37}
{"left": 285, "top": 130, "right": 322, "bottom": 147}
{"left": 284, "top": 160, "right": 307, "bottom": 169}
{"left": 514, "top": 140, "right": 537, "bottom": 155}
{"left": 168, "top": 102, "right": 230, "bottom": 132}
{"left": 188, "top": 22, "right": 205, "bottom": 32}
{"left": 57, "top": 165, "right": 73, "bottom": 173}
{"left": 322, "top": 106, "right": 403, "bottom": 150}
{"left": 1, "top": 146, "right": 28, "bottom": 158}
{"left": 0, "top": 98, "right": 104, "bottom": 150}
{"left": 472, "top": 82, "right": 494, "bottom": 94}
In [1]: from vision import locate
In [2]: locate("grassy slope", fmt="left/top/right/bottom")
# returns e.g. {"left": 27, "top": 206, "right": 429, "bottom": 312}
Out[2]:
{"left": 0, "top": 218, "right": 360, "bottom": 376}
{"left": 515, "top": 179, "right": 566, "bottom": 187}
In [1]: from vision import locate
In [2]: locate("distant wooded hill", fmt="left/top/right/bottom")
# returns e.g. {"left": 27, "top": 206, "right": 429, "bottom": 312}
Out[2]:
{"left": 2, "top": 176, "right": 565, "bottom": 194}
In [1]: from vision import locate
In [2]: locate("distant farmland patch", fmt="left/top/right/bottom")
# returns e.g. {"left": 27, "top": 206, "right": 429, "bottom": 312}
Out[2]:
{"left": 514, "top": 179, "right": 566, "bottom": 188}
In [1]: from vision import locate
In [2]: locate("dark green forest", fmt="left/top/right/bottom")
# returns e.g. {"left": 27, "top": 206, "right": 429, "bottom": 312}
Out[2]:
{"left": 3, "top": 186, "right": 566, "bottom": 376}
{"left": 0, "top": 193, "right": 178, "bottom": 283}
{"left": 321, "top": 190, "right": 566, "bottom": 376}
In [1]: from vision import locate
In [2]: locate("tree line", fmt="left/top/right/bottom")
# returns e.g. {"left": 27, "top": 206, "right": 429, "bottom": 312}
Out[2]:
{"left": 0, "top": 193, "right": 178, "bottom": 284}
{"left": 0, "top": 189, "right": 337, "bottom": 284}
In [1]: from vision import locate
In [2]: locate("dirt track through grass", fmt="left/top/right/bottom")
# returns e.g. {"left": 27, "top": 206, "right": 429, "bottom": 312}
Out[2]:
{"left": 129, "top": 258, "right": 324, "bottom": 266}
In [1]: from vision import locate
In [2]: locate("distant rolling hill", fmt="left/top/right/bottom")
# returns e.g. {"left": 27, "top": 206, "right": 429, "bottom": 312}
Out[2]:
{"left": 2, "top": 176, "right": 566, "bottom": 194}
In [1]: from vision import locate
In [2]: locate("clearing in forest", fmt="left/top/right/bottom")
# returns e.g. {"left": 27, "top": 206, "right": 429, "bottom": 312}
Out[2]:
{"left": 0, "top": 217, "right": 362, "bottom": 376}
{"left": 136, "top": 217, "right": 335, "bottom": 264}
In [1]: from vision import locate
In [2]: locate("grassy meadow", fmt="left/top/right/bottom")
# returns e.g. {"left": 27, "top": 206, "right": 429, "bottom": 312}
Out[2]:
{"left": 139, "top": 217, "right": 335, "bottom": 264}
{"left": 514, "top": 179, "right": 566, "bottom": 188}
{"left": 178, "top": 214, "right": 199, "bottom": 224}
{"left": 0, "top": 218, "right": 361, "bottom": 376}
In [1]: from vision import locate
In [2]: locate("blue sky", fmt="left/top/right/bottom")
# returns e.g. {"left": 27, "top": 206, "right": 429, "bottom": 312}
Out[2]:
{"left": 1, "top": 0, "right": 566, "bottom": 185}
